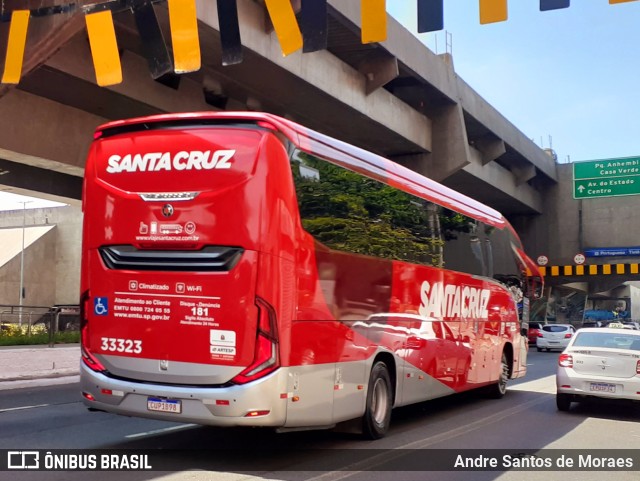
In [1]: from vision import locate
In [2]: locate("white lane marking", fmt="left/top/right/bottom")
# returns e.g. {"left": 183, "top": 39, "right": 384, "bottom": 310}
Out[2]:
{"left": 125, "top": 423, "right": 197, "bottom": 439}
{"left": 509, "top": 375, "right": 556, "bottom": 394}
{"left": 0, "top": 403, "right": 50, "bottom": 413}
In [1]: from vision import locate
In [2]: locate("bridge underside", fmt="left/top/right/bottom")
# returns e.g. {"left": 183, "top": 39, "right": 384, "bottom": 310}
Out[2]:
{"left": 0, "top": 1, "right": 556, "bottom": 220}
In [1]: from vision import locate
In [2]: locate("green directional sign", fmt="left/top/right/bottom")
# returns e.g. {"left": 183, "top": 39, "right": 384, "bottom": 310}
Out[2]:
{"left": 573, "top": 156, "right": 640, "bottom": 199}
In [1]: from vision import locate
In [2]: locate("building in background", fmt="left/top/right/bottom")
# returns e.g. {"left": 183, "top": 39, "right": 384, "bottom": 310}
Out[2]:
{"left": 0, "top": 204, "right": 81, "bottom": 308}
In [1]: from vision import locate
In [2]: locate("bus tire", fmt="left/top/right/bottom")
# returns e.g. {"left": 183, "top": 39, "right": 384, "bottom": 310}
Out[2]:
{"left": 362, "top": 361, "right": 392, "bottom": 439}
{"left": 486, "top": 352, "right": 509, "bottom": 399}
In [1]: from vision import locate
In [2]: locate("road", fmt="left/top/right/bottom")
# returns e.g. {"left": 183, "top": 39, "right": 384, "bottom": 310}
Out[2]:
{"left": 1, "top": 350, "right": 639, "bottom": 481}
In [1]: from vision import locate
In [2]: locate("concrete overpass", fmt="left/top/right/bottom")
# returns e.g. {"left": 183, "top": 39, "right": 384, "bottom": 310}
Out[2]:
{"left": 0, "top": 0, "right": 557, "bottom": 223}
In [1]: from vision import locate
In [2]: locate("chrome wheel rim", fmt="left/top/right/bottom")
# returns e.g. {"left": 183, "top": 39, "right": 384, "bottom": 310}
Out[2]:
{"left": 372, "top": 378, "right": 389, "bottom": 425}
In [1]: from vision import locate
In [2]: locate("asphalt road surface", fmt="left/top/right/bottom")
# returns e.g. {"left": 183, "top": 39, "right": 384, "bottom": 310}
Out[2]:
{"left": 1, "top": 350, "right": 639, "bottom": 481}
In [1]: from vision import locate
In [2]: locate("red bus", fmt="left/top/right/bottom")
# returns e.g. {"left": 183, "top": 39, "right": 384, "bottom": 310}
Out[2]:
{"left": 80, "top": 111, "right": 542, "bottom": 438}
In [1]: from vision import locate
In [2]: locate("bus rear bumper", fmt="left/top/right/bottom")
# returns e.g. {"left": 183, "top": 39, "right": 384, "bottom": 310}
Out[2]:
{"left": 80, "top": 362, "right": 288, "bottom": 427}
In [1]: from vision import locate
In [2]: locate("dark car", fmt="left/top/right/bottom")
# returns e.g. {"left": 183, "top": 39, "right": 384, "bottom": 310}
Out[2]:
{"left": 581, "top": 320, "right": 604, "bottom": 329}
{"left": 528, "top": 322, "right": 544, "bottom": 344}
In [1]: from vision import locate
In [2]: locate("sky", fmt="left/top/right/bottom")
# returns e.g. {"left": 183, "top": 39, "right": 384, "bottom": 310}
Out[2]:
{"left": 386, "top": 0, "right": 640, "bottom": 164}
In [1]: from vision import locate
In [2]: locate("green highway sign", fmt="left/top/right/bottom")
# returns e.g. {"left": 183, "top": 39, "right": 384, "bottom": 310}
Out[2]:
{"left": 573, "top": 156, "right": 640, "bottom": 199}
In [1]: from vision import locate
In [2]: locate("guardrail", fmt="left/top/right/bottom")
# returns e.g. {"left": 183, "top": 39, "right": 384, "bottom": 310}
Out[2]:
{"left": 0, "top": 304, "right": 80, "bottom": 346}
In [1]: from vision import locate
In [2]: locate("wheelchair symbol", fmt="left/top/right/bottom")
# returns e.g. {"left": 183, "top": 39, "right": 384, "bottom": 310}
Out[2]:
{"left": 94, "top": 297, "right": 108, "bottom": 316}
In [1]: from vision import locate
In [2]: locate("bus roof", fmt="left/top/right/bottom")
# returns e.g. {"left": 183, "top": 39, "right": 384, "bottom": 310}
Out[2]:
{"left": 96, "top": 111, "right": 506, "bottom": 229}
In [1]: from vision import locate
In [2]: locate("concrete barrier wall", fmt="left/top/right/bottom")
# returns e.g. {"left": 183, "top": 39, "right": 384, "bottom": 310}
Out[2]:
{"left": 0, "top": 205, "right": 82, "bottom": 306}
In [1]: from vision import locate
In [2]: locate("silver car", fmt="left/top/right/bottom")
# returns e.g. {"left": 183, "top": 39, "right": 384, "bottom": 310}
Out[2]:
{"left": 556, "top": 327, "right": 640, "bottom": 411}
{"left": 536, "top": 324, "right": 575, "bottom": 352}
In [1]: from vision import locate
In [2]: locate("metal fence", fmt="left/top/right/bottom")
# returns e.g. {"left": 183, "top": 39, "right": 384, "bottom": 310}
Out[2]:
{"left": 0, "top": 304, "right": 80, "bottom": 346}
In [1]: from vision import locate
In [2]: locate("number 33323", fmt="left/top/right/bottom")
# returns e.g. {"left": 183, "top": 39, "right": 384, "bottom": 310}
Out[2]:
{"left": 100, "top": 337, "right": 142, "bottom": 354}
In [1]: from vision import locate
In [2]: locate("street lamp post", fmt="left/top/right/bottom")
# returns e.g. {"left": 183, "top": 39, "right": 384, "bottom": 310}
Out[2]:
{"left": 18, "top": 200, "right": 32, "bottom": 325}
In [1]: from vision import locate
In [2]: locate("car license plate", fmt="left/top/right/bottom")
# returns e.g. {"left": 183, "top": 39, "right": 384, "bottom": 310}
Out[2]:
{"left": 549, "top": 341, "right": 559, "bottom": 344}
{"left": 147, "top": 397, "right": 182, "bottom": 413}
{"left": 590, "top": 383, "right": 616, "bottom": 393}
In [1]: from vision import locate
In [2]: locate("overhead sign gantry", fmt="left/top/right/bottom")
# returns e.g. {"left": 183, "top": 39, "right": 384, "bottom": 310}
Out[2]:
{"left": 573, "top": 156, "right": 640, "bottom": 199}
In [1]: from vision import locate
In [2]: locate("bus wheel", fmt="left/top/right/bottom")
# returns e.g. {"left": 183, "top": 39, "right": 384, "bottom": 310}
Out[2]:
{"left": 486, "top": 352, "right": 509, "bottom": 399}
{"left": 362, "top": 361, "right": 392, "bottom": 439}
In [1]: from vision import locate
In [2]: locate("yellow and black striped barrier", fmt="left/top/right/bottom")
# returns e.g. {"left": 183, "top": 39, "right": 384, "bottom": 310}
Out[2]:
{"left": 535, "top": 264, "right": 640, "bottom": 277}
{"left": 1, "top": 0, "right": 638, "bottom": 87}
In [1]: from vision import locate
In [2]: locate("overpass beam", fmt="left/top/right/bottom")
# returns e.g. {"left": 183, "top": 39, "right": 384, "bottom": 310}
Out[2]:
{"left": 0, "top": 89, "right": 103, "bottom": 169}
{"left": 392, "top": 103, "right": 469, "bottom": 182}
{"left": 0, "top": 157, "right": 82, "bottom": 200}
{"left": 512, "top": 164, "right": 537, "bottom": 186}
{"left": 474, "top": 135, "right": 506, "bottom": 166}
{"left": 358, "top": 54, "right": 399, "bottom": 95}
{"left": 0, "top": 7, "right": 84, "bottom": 97}
{"left": 465, "top": 147, "right": 543, "bottom": 213}
{"left": 208, "top": 0, "right": 432, "bottom": 152}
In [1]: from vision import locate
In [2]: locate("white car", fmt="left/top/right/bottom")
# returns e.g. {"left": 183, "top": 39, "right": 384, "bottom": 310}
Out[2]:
{"left": 556, "top": 327, "right": 640, "bottom": 411}
{"left": 536, "top": 324, "right": 575, "bottom": 352}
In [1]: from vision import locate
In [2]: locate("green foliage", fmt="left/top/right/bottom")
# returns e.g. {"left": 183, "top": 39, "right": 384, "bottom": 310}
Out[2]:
{"left": 440, "top": 209, "right": 473, "bottom": 240}
{"left": 0, "top": 324, "right": 79, "bottom": 346}
{"left": 293, "top": 152, "right": 447, "bottom": 265}
{"left": 302, "top": 217, "right": 444, "bottom": 265}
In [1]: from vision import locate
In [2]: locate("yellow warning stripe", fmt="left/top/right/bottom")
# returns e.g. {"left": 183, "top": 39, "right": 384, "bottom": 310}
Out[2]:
{"left": 361, "top": 0, "right": 387, "bottom": 44}
{"left": 1, "top": 1, "right": 639, "bottom": 86}
{"left": 2, "top": 10, "right": 30, "bottom": 84}
{"left": 85, "top": 11, "right": 122, "bottom": 87}
{"left": 479, "top": 0, "right": 508, "bottom": 25}
{"left": 168, "top": 0, "right": 201, "bottom": 73}
{"left": 264, "top": 0, "right": 303, "bottom": 56}
{"left": 538, "top": 264, "right": 640, "bottom": 276}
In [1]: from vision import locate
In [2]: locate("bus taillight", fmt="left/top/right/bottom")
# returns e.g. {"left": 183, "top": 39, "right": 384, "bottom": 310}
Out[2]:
{"left": 231, "top": 298, "right": 280, "bottom": 385}
{"left": 80, "top": 290, "right": 106, "bottom": 372}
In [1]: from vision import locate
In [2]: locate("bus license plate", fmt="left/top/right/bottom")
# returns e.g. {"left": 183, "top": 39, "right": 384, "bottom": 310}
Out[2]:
{"left": 147, "top": 397, "right": 182, "bottom": 413}
{"left": 590, "top": 383, "right": 616, "bottom": 393}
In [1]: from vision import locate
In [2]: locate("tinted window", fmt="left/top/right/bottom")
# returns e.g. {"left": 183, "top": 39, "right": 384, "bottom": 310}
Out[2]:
{"left": 290, "top": 149, "right": 525, "bottom": 285}
{"left": 291, "top": 150, "right": 444, "bottom": 266}
{"left": 573, "top": 332, "right": 640, "bottom": 350}
{"left": 543, "top": 325, "right": 570, "bottom": 333}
